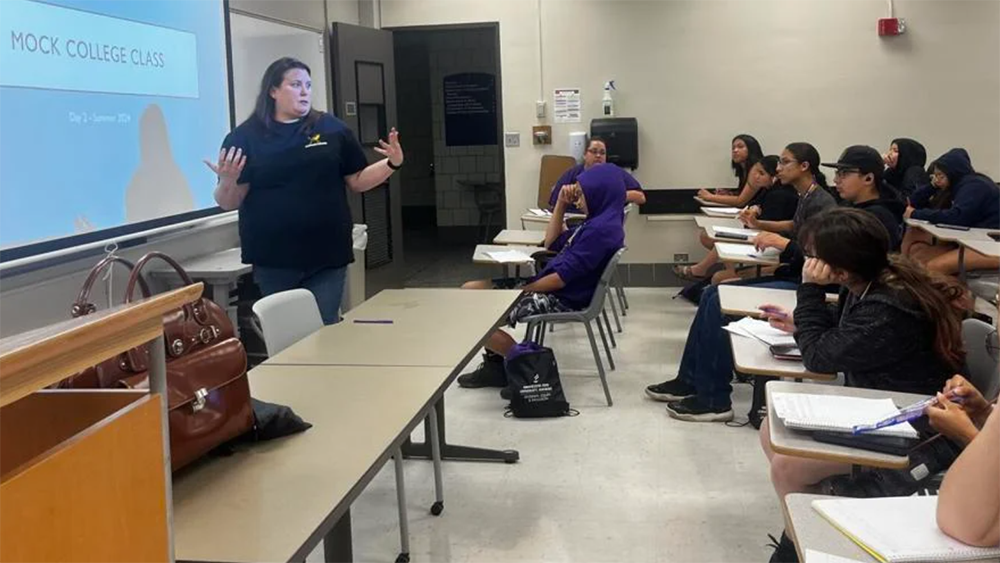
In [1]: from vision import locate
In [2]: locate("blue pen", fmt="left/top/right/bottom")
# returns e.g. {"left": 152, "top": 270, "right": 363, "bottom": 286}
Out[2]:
{"left": 852, "top": 390, "right": 962, "bottom": 435}
{"left": 353, "top": 319, "right": 394, "bottom": 324}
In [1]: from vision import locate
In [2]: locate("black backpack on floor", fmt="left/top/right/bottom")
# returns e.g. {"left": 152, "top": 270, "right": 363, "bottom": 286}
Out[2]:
{"left": 504, "top": 342, "right": 577, "bottom": 418}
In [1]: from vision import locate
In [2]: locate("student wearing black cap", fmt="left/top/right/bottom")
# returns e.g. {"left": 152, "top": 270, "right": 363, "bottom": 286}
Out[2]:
{"left": 821, "top": 145, "right": 905, "bottom": 249}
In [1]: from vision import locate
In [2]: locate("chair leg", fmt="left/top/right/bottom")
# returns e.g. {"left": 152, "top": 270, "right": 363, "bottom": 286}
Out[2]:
{"left": 614, "top": 271, "right": 629, "bottom": 312}
{"left": 393, "top": 450, "right": 411, "bottom": 563}
{"left": 596, "top": 315, "right": 616, "bottom": 371}
{"left": 608, "top": 289, "right": 623, "bottom": 333}
{"left": 427, "top": 406, "right": 444, "bottom": 516}
{"left": 602, "top": 307, "right": 616, "bottom": 348}
{"left": 585, "top": 321, "right": 613, "bottom": 406}
{"left": 538, "top": 322, "right": 547, "bottom": 346}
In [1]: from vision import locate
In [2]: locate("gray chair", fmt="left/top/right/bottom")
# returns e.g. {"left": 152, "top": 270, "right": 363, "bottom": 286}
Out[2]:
{"left": 967, "top": 275, "right": 999, "bottom": 306}
{"left": 521, "top": 248, "right": 627, "bottom": 406}
{"left": 962, "top": 318, "right": 1000, "bottom": 401}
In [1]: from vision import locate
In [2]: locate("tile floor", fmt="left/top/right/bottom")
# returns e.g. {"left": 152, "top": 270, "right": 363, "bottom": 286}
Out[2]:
{"left": 308, "top": 289, "right": 786, "bottom": 563}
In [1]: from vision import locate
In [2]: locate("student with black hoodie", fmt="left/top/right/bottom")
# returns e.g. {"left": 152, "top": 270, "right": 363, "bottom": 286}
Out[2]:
{"left": 883, "top": 138, "right": 929, "bottom": 199}
{"left": 645, "top": 147, "right": 906, "bottom": 422}
{"left": 903, "top": 148, "right": 1000, "bottom": 275}
{"left": 758, "top": 208, "right": 964, "bottom": 498}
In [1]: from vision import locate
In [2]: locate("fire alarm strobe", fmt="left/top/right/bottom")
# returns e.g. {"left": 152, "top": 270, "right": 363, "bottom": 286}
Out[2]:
{"left": 878, "top": 17, "right": 906, "bottom": 36}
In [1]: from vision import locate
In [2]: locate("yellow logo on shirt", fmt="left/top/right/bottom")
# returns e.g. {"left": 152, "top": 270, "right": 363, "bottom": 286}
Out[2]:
{"left": 305, "top": 133, "right": 327, "bottom": 148}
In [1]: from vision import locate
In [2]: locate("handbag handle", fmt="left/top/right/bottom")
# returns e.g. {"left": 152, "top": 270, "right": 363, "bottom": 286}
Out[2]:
{"left": 125, "top": 251, "right": 196, "bottom": 303}
{"left": 72, "top": 255, "right": 151, "bottom": 318}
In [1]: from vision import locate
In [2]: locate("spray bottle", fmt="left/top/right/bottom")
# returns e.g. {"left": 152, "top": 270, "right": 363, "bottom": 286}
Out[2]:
{"left": 602, "top": 80, "right": 616, "bottom": 117}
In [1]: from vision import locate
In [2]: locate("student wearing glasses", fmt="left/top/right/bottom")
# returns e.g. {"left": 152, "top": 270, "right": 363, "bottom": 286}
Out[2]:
{"left": 547, "top": 136, "right": 645, "bottom": 213}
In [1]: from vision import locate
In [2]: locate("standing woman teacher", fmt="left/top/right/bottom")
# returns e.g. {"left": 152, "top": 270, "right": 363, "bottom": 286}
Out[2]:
{"left": 207, "top": 57, "right": 403, "bottom": 324}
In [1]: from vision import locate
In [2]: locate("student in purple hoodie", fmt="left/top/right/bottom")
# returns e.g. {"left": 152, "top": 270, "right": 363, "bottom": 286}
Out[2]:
{"left": 458, "top": 164, "right": 627, "bottom": 389}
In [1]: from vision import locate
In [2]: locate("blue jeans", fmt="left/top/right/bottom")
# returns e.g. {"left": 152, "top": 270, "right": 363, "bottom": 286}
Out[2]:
{"left": 254, "top": 265, "right": 348, "bottom": 325}
{"left": 678, "top": 278, "right": 798, "bottom": 409}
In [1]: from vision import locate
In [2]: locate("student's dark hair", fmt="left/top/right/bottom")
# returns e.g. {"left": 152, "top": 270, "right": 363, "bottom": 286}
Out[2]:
{"left": 784, "top": 142, "right": 828, "bottom": 190}
{"left": 732, "top": 134, "right": 764, "bottom": 188}
{"left": 249, "top": 57, "right": 322, "bottom": 134}
{"left": 585, "top": 135, "right": 607, "bottom": 151}
{"left": 757, "top": 155, "right": 780, "bottom": 178}
{"left": 799, "top": 208, "right": 965, "bottom": 370}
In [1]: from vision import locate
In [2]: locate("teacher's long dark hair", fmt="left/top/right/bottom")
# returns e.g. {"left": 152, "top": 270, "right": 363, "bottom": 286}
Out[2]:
{"left": 251, "top": 57, "right": 321, "bottom": 134}
{"left": 798, "top": 208, "right": 965, "bottom": 370}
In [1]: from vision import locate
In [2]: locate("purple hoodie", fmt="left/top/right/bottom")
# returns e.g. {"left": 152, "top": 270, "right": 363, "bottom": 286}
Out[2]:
{"left": 535, "top": 164, "right": 626, "bottom": 309}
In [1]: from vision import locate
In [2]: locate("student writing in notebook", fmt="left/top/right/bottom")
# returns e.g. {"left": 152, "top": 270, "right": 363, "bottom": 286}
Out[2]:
{"left": 758, "top": 208, "right": 965, "bottom": 497}
{"left": 937, "top": 406, "right": 1000, "bottom": 547}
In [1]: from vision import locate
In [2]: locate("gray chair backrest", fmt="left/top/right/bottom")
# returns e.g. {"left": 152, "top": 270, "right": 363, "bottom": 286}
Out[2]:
{"left": 582, "top": 248, "right": 626, "bottom": 316}
{"left": 962, "top": 318, "right": 1000, "bottom": 401}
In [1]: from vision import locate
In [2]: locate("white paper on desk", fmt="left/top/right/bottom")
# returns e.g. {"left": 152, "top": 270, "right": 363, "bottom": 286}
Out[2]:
{"left": 528, "top": 208, "right": 551, "bottom": 217}
{"left": 715, "top": 243, "right": 779, "bottom": 260}
{"left": 804, "top": 549, "right": 865, "bottom": 563}
{"left": 723, "top": 317, "right": 796, "bottom": 346}
{"left": 486, "top": 250, "right": 535, "bottom": 263}
{"left": 703, "top": 206, "right": 743, "bottom": 216}
{"left": 770, "top": 393, "right": 919, "bottom": 438}
{"left": 712, "top": 226, "right": 760, "bottom": 237}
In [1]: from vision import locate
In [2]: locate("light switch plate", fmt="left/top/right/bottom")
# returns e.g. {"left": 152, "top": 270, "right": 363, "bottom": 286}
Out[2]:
{"left": 504, "top": 132, "right": 520, "bottom": 148}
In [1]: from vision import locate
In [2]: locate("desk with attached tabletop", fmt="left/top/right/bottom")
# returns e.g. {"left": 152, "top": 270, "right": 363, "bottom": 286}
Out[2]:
{"left": 493, "top": 229, "right": 546, "bottom": 246}
{"left": 694, "top": 196, "right": 726, "bottom": 207}
{"left": 715, "top": 242, "right": 780, "bottom": 267}
{"left": 472, "top": 244, "right": 542, "bottom": 265}
{"left": 265, "top": 289, "right": 522, "bottom": 464}
{"left": 766, "top": 381, "right": 926, "bottom": 469}
{"left": 695, "top": 215, "right": 744, "bottom": 230}
{"left": 700, "top": 206, "right": 743, "bottom": 218}
{"left": 520, "top": 210, "right": 586, "bottom": 229}
{"left": 960, "top": 237, "right": 1000, "bottom": 258}
{"left": 705, "top": 226, "right": 759, "bottom": 244}
{"left": 719, "top": 285, "right": 797, "bottom": 318}
{"left": 904, "top": 219, "right": 1000, "bottom": 281}
{"left": 173, "top": 364, "right": 451, "bottom": 563}
{"left": 147, "top": 248, "right": 251, "bottom": 336}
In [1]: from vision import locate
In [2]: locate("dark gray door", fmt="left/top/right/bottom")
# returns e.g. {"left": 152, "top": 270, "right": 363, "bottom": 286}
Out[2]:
{"left": 329, "top": 23, "right": 401, "bottom": 270}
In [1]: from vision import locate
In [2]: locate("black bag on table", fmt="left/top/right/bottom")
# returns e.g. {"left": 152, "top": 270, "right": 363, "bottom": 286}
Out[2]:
{"left": 504, "top": 341, "right": 577, "bottom": 418}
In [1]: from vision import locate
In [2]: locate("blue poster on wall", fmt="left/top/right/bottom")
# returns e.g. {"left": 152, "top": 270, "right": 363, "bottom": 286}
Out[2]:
{"left": 443, "top": 72, "right": 497, "bottom": 146}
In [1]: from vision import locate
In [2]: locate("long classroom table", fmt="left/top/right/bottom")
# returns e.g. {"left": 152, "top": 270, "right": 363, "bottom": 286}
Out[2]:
{"left": 173, "top": 364, "right": 450, "bottom": 563}
{"left": 266, "top": 288, "right": 523, "bottom": 463}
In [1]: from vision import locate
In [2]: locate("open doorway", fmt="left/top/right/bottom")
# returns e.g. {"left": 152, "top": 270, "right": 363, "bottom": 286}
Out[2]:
{"left": 390, "top": 24, "right": 505, "bottom": 287}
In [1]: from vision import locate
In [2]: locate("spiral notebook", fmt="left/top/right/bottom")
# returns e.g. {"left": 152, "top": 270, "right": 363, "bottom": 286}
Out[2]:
{"left": 769, "top": 393, "right": 919, "bottom": 439}
{"left": 812, "top": 496, "right": 1000, "bottom": 563}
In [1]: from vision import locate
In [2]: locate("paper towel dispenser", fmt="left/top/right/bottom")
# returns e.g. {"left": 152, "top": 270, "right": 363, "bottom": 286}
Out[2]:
{"left": 590, "top": 117, "right": 638, "bottom": 170}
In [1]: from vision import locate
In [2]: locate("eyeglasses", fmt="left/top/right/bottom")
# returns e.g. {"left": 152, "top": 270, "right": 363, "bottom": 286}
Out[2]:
{"left": 587, "top": 149, "right": 607, "bottom": 156}
{"left": 834, "top": 168, "right": 862, "bottom": 179}
{"left": 778, "top": 158, "right": 798, "bottom": 167}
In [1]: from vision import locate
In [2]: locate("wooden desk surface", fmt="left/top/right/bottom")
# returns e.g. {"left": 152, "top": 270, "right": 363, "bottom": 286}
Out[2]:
{"left": 694, "top": 215, "right": 744, "bottom": 230}
{"left": 266, "top": 289, "right": 521, "bottom": 368}
{"left": 146, "top": 248, "right": 252, "bottom": 283}
{"left": 719, "top": 285, "right": 796, "bottom": 318}
{"left": 766, "top": 381, "right": 926, "bottom": 469}
{"left": 716, "top": 242, "right": 781, "bottom": 266}
{"left": 473, "top": 244, "right": 542, "bottom": 264}
{"left": 493, "top": 229, "right": 546, "bottom": 246}
{"left": 729, "top": 333, "right": 835, "bottom": 381}
{"left": 173, "top": 364, "right": 449, "bottom": 563}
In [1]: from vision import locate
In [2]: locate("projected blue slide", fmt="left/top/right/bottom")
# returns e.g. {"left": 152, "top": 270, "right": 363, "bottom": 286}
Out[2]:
{"left": 0, "top": 0, "right": 230, "bottom": 248}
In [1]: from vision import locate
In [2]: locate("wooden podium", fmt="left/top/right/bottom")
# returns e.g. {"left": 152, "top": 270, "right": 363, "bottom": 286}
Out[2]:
{"left": 0, "top": 284, "right": 203, "bottom": 562}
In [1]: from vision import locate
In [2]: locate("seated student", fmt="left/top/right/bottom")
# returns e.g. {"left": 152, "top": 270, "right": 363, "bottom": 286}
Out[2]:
{"left": 674, "top": 155, "right": 797, "bottom": 281}
{"left": 645, "top": 148, "right": 900, "bottom": 422}
{"left": 757, "top": 209, "right": 964, "bottom": 500}
{"left": 882, "top": 137, "right": 929, "bottom": 199}
{"left": 902, "top": 148, "right": 1000, "bottom": 276}
{"left": 458, "top": 164, "right": 626, "bottom": 389}
{"left": 930, "top": 382, "right": 1000, "bottom": 547}
{"left": 546, "top": 136, "right": 645, "bottom": 212}
{"left": 695, "top": 134, "right": 765, "bottom": 206}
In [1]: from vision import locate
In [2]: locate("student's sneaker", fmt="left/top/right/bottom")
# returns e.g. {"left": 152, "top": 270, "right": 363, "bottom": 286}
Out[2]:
{"left": 644, "top": 378, "right": 696, "bottom": 402}
{"left": 457, "top": 352, "right": 507, "bottom": 388}
{"left": 665, "top": 396, "right": 734, "bottom": 422}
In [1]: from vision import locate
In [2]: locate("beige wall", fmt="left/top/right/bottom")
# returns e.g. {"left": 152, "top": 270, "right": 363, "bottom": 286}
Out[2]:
{"left": 382, "top": 0, "right": 1000, "bottom": 263}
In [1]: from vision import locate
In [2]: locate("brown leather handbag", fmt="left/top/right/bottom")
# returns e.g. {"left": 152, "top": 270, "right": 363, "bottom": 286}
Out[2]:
{"left": 63, "top": 251, "right": 254, "bottom": 471}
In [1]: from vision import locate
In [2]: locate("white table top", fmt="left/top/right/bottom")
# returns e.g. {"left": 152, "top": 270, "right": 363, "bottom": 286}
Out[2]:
{"left": 173, "top": 364, "right": 450, "bottom": 563}
{"left": 701, "top": 206, "right": 743, "bottom": 218}
{"left": 265, "top": 288, "right": 521, "bottom": 368}
{"left": 147, "top": 248, "right": 251, "bottom": 283}
{"left": 473, "top": 244, "right": 542, "bottom": 265}
{"left": 695, "top": 215, "right": 744, "bottom": 229}
{"left": 694, "top": 196, "right": 725, "bottom": 207}
{"left": 730, "top": 333, "right": 835, "bottom": 380}
{"left": 960, "top": 238, "right": 1000, "bottom": 258}
{"left": 905, "top": 219, "right": 998, "bottom": 243}
{"left": 705, "top": 226, "right": 758, "bottom": 244}
{"left": 716, "top": 242, "right": 781, "bottom": 266}
{"left": 766, "top": 381, "right": 926, "bottom": 469}
{"left": 719, "top": 285, "right": 797, "bottom": 318}
{"left": 492, "top": 229, "right": 546, "bottom": 246}
{"left": 520, "top": 210, "right": 586, "bottom": 224}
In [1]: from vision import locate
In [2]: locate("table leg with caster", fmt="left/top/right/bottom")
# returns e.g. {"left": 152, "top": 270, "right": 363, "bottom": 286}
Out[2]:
{"left": 402, "top": 398, "right": 519, "bottom": 463}
{"left": 428, "top": 405, "right": 444, "bottom": 516}
{"left": 393, "top": 450, "right": 410, "bottom": 563}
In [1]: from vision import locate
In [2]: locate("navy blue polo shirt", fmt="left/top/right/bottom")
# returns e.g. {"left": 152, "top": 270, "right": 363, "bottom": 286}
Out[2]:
{"left": 222, "top": 113, "right": 368, "bottom": 270}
